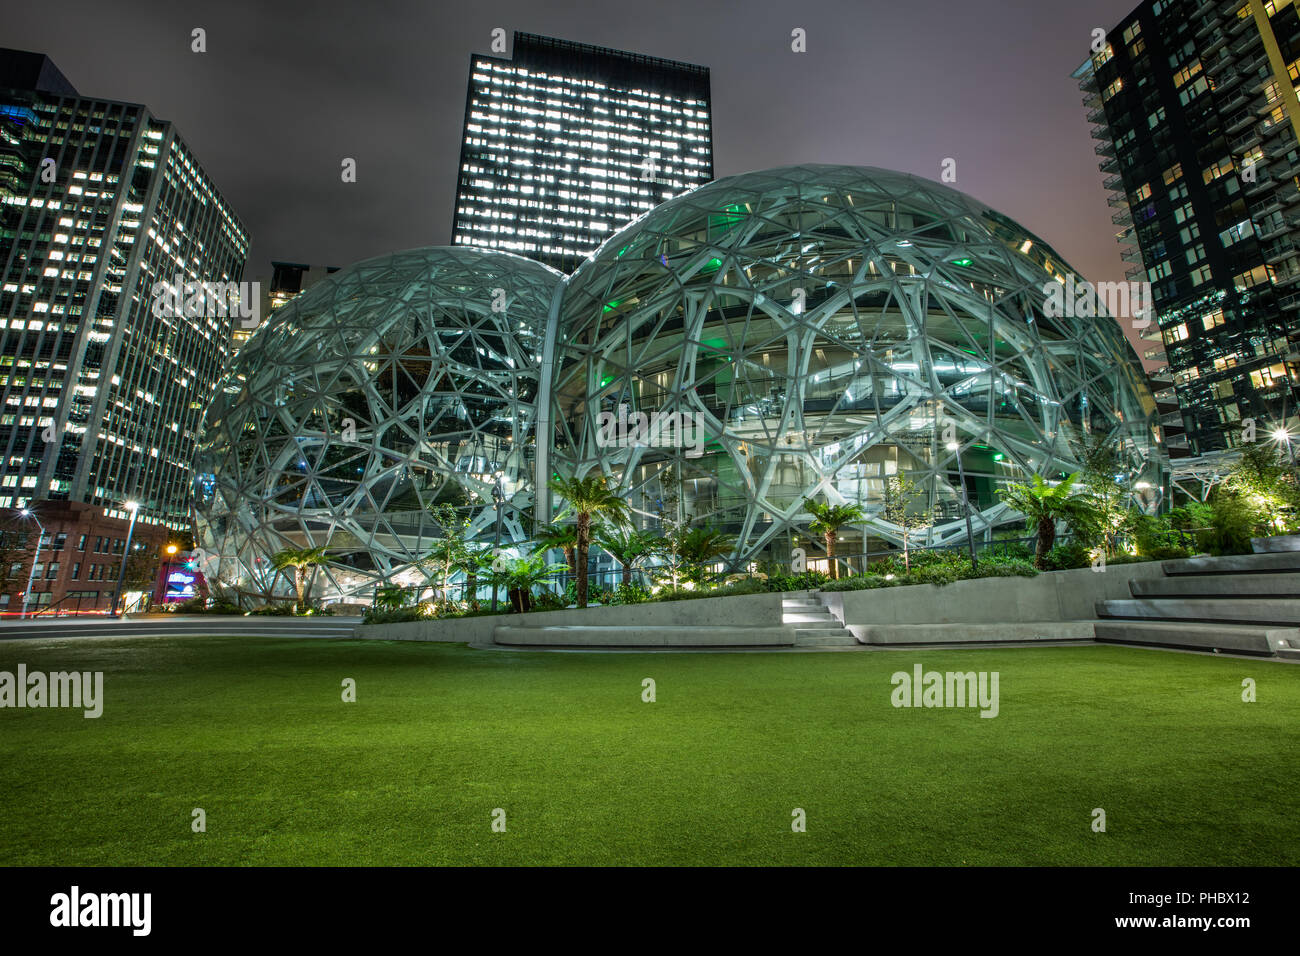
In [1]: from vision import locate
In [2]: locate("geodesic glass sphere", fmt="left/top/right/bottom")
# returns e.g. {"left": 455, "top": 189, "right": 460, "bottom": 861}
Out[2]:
{"left": 193, "top": 247, "right": 560, "bottom": 600}
{"left": 553, "top": 164, "right": 1164, "bottom": 567}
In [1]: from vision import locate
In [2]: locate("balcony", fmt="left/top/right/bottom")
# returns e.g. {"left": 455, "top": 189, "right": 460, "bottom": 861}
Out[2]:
{"left": 1086, "top": 106, "right": 1106, "bottom": 125}
{"left": 1245, "top": 172, "right": 1276, "bottom": 196}
{"left": 1098, "top": 155, "right": 1119, "bottom": 174}
{"left": 1265, "top": 238, "right": 1299, "bottom": 264}
{"left": 1112, "top": 206, "right": 1132, "bottom": 226}
{"left": 1256, "top": 215, "right": 1298, "bottom": 240}
{"left": 1230, "top": 12, "right": 1257, "bottom": 38}
{"left": 1094, "top": 138, "right": 1115, "bottom": 156}
{"left": 1121, "top": 247, "right": 1145, "bottom": 264}
{"left": 1103, "top": 173, "right": 1124, "bottom": 191}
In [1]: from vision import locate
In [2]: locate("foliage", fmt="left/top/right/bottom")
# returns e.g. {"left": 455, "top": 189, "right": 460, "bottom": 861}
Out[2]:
{"left": 534, "top": 522, "right": 578, "bottom": 576}
{"left": 269, "top": 546, "right": 329, "bottom": 608}
{"left": 1069, "top": 433, "right": 1128, "bottom": 552}
{"left": 372, "top": 585, "right": 410, "bottom": 611}
{"left": 421, "top": 503, "right": 474, "bottom": 601}
{"left": 997, "top": 473, "right": 1101, "bottom": 568}
{"left": 880, "top": 474, "right": 925, "bottom": 570}
{"left": 247, "top": 603, "right": 295, "bottom": 616}
{"left": 1039, "top": 541, "right": 1092, "bottom": 571}
{"left": 669, "top": 525, "right": 734, "bottom": 585}
{"left": 804, "top": 497, "right": 865, "bottom": 580}
{"left": 548, "top": 474, "right": 631, "bottom": 608}
{"left": 594, "top": 525, "right": 660, "bottom": 587}
{"left": 764, "top": 570, "right": 830, "bottom": 592}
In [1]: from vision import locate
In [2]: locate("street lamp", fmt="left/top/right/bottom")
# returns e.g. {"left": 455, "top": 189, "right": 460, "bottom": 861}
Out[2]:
{"left": 490, "top": 473, "right": 505, "bottom": 613}
{"left": 109, "top": 500, "right": 140, "bottom": 618}
{"left": 18, "top": 508, "right": 47, "bottom": 619}
{"left": 947, "top": 441, "right": 978, "bottom": 569}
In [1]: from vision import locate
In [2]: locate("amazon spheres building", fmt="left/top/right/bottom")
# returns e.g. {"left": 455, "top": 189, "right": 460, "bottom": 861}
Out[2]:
{"left": 192, "top": 165, "right": 1167, "bottom": 603}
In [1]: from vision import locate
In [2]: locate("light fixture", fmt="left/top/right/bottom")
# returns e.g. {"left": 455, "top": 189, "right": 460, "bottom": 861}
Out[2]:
{"left": 1273, "top": 427, "right": 1291, "bottom": 443}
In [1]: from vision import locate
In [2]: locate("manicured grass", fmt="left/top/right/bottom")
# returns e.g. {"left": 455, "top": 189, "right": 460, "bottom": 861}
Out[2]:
{"left": 0, "top": 637, "right": 1296, "bottom": 866}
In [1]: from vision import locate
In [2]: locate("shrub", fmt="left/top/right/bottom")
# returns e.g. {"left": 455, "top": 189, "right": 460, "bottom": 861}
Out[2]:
{"left": 972, "top": 558, "right": 1037, "bottom": 578}
{"left": 362, "top": 606, "right": 425, "bottom": 625}
{"left": 609, "top": 582, "right": 651, "bottom": 605}
{"left": 529, "top": 590, "right": 568, "bottom": 612}
{"left": 907, "top": 565, "right": 959, "bottom": 586}
{"left": 247, "top": 603, "right": 295, "bottom": 616}
{"left": 372, "top": 585, "right": 410, "bottom": 611}
{"left": 1041, "top": 541, "right": 1091, "bottom": 571}
{"left": 821, "top": 575, "right": 892, "bottom": 591}
{"left": 765, "top": 570, "right": 830, "bottom": 592}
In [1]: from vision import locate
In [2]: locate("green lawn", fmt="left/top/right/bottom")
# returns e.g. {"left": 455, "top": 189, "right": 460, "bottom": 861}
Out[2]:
{"left": 0, "top": 637, "right": 1296, "bottom": 866}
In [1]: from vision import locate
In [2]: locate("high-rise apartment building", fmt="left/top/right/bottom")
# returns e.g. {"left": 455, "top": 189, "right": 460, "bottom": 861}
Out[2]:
{"left": 1076, "top": 1, "right": 1300, "bottom": 455}
{"left": 0, "top": 49, "right": 247, "bottom": 611}
{"left": 451, "top": 32, "right": 714, "bottom": 273}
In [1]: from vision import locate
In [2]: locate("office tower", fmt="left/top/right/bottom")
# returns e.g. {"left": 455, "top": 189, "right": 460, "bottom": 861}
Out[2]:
{"left": 451, "top": 32, "right": 714, "bottom": 273}
{"left": 0, "top": 49, "right": 248, "bottom": 611}
{"left": 1076, "top": 1, "right": 1300, "bottom": 456}
{"left": 236, "top": 261, "right": 339, "bottom": 351}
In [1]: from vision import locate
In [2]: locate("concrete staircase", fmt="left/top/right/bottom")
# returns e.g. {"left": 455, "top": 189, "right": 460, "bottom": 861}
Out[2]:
{"left": 782, "top": 593, "right": 859, "bottom": 647}
{"left": 1095, "top": 549, "right": 1300, "bottom": 659}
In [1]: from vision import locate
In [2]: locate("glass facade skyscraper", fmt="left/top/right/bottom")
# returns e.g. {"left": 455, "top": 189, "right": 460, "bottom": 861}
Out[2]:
{"left": 1076, "top": 1, "right": 1300, "bottom": 455}
{"left": 451, "top": 32, "right": 714, "bottom": 274}
{"left": 0, "top": 48, "right": 248, "bottom": 536}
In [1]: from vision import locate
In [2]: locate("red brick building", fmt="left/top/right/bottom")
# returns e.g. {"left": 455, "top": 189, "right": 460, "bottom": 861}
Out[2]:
{"left": 0, "top": 501, "right": 171, "bottom": 616}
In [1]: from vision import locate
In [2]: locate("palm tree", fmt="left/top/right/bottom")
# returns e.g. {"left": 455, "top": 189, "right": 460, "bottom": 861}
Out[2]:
{"left": 595, "top": 526, "right": 658, "bottom": 587}
{"left": 997, "top": 473, "right": 1100, "bottom": 569}
{"left": 804, "top": 497, "right": 865, "bottom": 580}
{"left": 483, "top": 551, "right": 568, "bottom": 613}
{"left": 534, "top": 522, "right": 578, "bottom": 578}
{"left": 548, "top": 474, "right": 631, "bottom": 607}
{"left": 270, "top": 546, "right": 329, "bottom": 610}
{"left": 674, "top": 525, "right": 734, "bottom": 586}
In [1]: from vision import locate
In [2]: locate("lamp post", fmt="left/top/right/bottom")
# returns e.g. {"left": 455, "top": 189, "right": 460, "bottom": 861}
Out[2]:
{"left": 109, "top": 500, "right": 140, "bottom": 618}
{"left": 489, "top": 473, "right": 505, "bottom": 613}
{"left": 19, "top": 508, "right": 47, "bottom": 618}
{"left": 947, "top": 442, "right": 978, "bottom": 569}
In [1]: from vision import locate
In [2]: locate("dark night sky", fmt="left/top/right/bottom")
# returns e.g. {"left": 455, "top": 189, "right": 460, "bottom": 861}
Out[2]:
{"left": 8, "top": 0, "right": 1150, "bottom": 354}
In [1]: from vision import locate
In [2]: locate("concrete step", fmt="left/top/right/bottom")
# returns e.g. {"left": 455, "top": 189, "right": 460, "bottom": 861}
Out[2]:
{"left": 782, "top": 612, "right": 840, "bottom": 624}
{"left": 1098, "top": 598, "right": 1300, "bottom": 627}
{"left": 781, "top": 601, "right": 822, "bottom": 610}
{"left": 1094, "top": 620, "right": 1300, "bottom": 657}
{"left": 493, "top": 624, "right": 794, "bottom": 647}
{"left": 1130, "top": 572, "right": 1300, "bottom": 599}
{"left": 1163, "top": 551, "right": 1300, "bottom": 575}
{"left": 784, "top": 617, "right": 844, "bottom": 628}
{"left": 1252, "top": 534, "right": 1300, "bottom": 553}
{"left": 855, "top": 621, "right": 1098, "bottom": 645}
{"left": 794, "top": 629, "right": 859, "bottom": 646}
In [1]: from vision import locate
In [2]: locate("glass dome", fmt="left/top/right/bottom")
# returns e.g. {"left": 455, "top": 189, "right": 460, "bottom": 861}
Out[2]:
{"left": 553, "top": 164, "right": 1164, "bottom": 567}
{"left": 192, "top": 247, "right": 561, "bottom": 601}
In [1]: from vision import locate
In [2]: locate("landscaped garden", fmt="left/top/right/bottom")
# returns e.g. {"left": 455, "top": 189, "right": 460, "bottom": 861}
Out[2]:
{"left": 181, "top": 438, "right": 1300, "bottom": 623}
{"left": 1, "top": 635, "right": 1296, "bottom": 866}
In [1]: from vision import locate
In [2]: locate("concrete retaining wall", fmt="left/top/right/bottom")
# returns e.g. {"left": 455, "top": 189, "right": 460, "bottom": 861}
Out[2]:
{"left": 356, "top": 591, "right": 787, "bottom": 643}
{"left": 822, "top": 562, "right": 1167, "bottom": 631}
{"left": 494, "top": 625, "right": 793, "bottom": 647}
